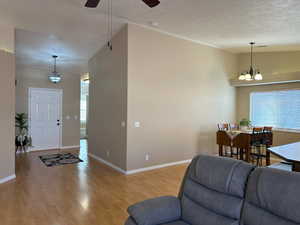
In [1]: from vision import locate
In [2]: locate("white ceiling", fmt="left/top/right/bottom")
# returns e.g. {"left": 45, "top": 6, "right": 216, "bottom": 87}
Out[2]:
{"left": 1, "top": 0, "right": 300, "bottom": 74}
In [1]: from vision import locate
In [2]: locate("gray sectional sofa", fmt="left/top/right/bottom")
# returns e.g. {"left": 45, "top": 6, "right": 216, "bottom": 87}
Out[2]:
{"left": 125, "top": 155, "right": 300, "bottom": 225}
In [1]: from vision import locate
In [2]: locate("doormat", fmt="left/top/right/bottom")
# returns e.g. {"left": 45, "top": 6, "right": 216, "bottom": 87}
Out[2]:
{"left": 39, "top": 153, "right": 83, "bottom": 167}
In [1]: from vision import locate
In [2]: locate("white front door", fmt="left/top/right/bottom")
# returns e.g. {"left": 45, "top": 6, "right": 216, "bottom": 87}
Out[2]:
{"left": 29, "top": 88, "right": 62, "bottom": 151}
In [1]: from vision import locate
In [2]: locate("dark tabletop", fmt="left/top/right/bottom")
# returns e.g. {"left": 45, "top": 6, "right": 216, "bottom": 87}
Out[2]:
{"left": 268, "top": 142, "right": 300, "bottom": 163}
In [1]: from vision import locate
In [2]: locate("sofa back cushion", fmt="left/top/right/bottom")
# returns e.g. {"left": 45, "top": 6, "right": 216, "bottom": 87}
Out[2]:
{"left": 179, "top": 155, "right": 254, "bottom": 225}
{"left": 241, "top": 168, "right": 300, "bottom": 225}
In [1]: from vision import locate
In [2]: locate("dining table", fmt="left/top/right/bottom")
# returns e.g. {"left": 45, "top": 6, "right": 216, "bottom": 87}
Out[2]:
{"left": 216, "top": 129, "right": 273, "bottom": 164}
{"left": 268, "top": 142, "right": 300, "bottom": 172}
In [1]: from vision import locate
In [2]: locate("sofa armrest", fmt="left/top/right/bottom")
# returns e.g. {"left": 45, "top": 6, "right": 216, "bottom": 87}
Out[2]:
{"left": 127, "top": 196, "right": 181, "bottom": 225}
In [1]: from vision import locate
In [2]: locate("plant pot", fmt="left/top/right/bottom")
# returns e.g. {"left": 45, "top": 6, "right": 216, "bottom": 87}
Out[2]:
{"left": 15, "top": 135, "right": 29, "bottom": 147}
{"left": 240, "top": 126, "right": 249, "bottom": 131}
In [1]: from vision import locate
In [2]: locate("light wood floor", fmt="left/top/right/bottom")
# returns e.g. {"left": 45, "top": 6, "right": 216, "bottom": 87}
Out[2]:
{"left": 0, "top": 140, "right": 188, "bottom": 225}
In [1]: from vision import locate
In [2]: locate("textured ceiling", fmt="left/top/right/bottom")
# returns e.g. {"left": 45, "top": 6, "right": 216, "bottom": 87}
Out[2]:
{"left": 1, "top": 0, "right": 300, "bottom": 74}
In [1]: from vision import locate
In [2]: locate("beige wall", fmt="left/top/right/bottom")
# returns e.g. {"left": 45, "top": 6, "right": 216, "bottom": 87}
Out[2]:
{"left": 237, "top": 51, "right": 300, "bottom": 146}
{"left": 88, "top": 26, "right": 128, "bottom": 170}
{"left": 238, "top": 51, "right": 300, "bottom": 77}
{"left": 16, "top": 66, "right": 80, "bottom": 147}
{"left": 0, "top": 23, "right": 15, "bottom": 53}
{"left": 89, "top": 24, "right": 238, "bottom": 172}
{"left": 0, "top": 49, "right": 15, "bottom": 180}
{"left": 126, "top": 24, "right": 238, "bottom": 170}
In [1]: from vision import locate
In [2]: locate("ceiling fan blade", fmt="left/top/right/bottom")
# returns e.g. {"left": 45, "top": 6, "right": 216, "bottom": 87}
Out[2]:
{"left": 142, "top": 0, "right": 160, "bottom": 8}
{"left": 85, "top": 0, "right": 101, "bottom": 8}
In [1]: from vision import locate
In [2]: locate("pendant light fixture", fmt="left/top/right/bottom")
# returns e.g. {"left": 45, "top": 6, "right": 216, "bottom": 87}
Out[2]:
{"left": 48, "top": 55, "right": 62, "bottom": 84}
{"left": 106, "top": 0, "right": 113, "bottom": 50}
{"left": 238, "top": 42, "right": 263, "bottom": 81}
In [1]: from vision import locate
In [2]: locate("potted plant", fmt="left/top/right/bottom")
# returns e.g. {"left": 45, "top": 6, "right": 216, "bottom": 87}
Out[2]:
{"left": 239, "top": 118, "right": 251, "bottom": 131}
{"left": 15, "top": 113, "right": 32, "bottom": 152}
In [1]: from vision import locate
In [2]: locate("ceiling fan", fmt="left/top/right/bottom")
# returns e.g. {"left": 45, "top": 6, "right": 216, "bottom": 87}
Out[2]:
{"left": 85, "top": 0, "right": 160, "bottom": 8}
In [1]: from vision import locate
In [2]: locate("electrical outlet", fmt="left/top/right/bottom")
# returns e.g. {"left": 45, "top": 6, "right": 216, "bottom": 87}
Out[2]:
{"left": 106, "top": 150, "right": 110, "bottom": 157}
{"left": 145, "top": 153, "right": 150, "bottom": 161}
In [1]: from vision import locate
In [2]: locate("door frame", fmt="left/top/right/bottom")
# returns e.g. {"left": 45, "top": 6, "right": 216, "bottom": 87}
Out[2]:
{"left": 28, "top": 87, "right": 63, "bottom": 151}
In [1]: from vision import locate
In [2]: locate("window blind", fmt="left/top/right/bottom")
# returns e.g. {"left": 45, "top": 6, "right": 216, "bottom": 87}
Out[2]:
{"left": 250, "top": 90, "right": 300, "bottom": 130}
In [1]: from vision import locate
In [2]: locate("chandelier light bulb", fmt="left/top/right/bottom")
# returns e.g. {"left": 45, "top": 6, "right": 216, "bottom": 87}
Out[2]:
{"left": 239, "top": 74, "right": 246, "bottom": 80}
{"left": 245, "top": 73, "right": 252, "bottom": 81}
{"left": 254, "top": 72, "right": 263, "bottom": 80}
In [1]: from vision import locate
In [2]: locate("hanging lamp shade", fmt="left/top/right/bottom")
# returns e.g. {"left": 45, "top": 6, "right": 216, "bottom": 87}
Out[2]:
{"left": 254, "top": 71, "right": 263, "bottom": 80}
{"left": 49, "top": 72, "right": 61, "bottom": 83}
{"left": 244, "top": 73, "right": 252, "bottom": 81}
{"left": 49, "top": 55, "right": 62, "bottom": 84}
{"left": 238, "top": 73, "right": 246, "bottom": 80}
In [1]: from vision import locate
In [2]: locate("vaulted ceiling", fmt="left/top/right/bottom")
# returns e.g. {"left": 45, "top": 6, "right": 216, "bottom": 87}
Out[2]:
{"left": 1, "top": 0, "right": 300, "bottom": 74}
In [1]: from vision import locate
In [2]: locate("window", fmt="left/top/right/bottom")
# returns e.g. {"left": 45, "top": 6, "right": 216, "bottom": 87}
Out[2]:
{"left": 80, "top": 80, "right": 89, "bottom": 138}
{"left": 250, "top": 90, "right": 300, "bottom": 130}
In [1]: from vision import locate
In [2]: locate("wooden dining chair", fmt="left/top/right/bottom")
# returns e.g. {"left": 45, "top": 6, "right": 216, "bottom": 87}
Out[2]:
{"left": 250, "top": 127, "right": 264, "bottom": 165}
{"left": 227, "top": 123, "right": 240, "bottom": 158}
{"left": 217, "top": 123, "right": 238, "bottom": 158}
{"left": 262, "top": 126, "right": 273, "bottom": 165}
{"left": 263, "top": 126, "right": 273, "bottom": 132}
{"left": 217, "top": 123, "right": 229, "bottom": 131}
{"left": 251, "top": 127, "right": 274, "bottom": 166}
{"left": 262, "top": 127, "right": 273, "bottom": 145}
{"left": 229, "top": 123, "right": 239, "bottom": 130}
{"left": 251, "top": 127, "right": 264, "bottom": 144}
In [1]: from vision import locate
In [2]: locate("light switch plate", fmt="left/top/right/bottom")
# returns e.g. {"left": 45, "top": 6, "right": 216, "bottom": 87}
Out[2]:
{"left": 134, "top": 121, "right": 141, "bottom": 128}
{"left": 145, "top": 154, "right": 150, "bottom": 161}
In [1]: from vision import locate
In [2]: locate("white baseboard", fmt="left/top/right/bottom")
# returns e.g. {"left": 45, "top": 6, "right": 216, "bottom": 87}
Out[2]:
{"left": 28, "top": 147, "right": 58, "bottom": 152}
{"left": 88, "top": 153, "right": 191, "bottom": 175}
{"left": 60, "top": 145, "right": 80, "bottom": 150}
{"left": 126, "top": 159, "right": 192, "bottom": 175}
{"left": 0, "top": 174, "right": 16, "bottom": 184}
{"left": 88, "top": 153, "right": 127, "bottom": 174}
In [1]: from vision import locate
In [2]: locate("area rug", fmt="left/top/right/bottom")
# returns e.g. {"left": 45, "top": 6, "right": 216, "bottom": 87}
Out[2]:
{"left": 39, "top": 153, "right": 83, "bottom": 167}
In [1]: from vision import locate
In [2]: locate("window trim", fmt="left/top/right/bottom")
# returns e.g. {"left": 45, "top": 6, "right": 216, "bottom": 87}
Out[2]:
{"left": 273, "top": 128, "right": 300, "bottom": 133}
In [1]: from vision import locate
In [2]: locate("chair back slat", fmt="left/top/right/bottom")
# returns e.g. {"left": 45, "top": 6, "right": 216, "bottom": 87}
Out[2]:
{"left": 251, "top": 127, "right": 264, "bottom": 146}
{"left": 263, "top": 126, "right": 273, "bottom": 132}
{"left": 218, "top": 123, "right": 229, "bottom": 131}
{"left": 263, "top": 126, "right": 273, "bottom": 146}
{"left": 229, "top": 123, "right": 239, "bottom": 130}
{"left": 252, "top": 127, "right": 263, "bottom": 134}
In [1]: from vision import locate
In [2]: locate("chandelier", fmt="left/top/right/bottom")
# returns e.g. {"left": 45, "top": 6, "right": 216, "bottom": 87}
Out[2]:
{"left": 48, "top": 55, "right": 62, "bottom": 84}
{"left": 238, "top": 42, "right": 263, "bottom": 81}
